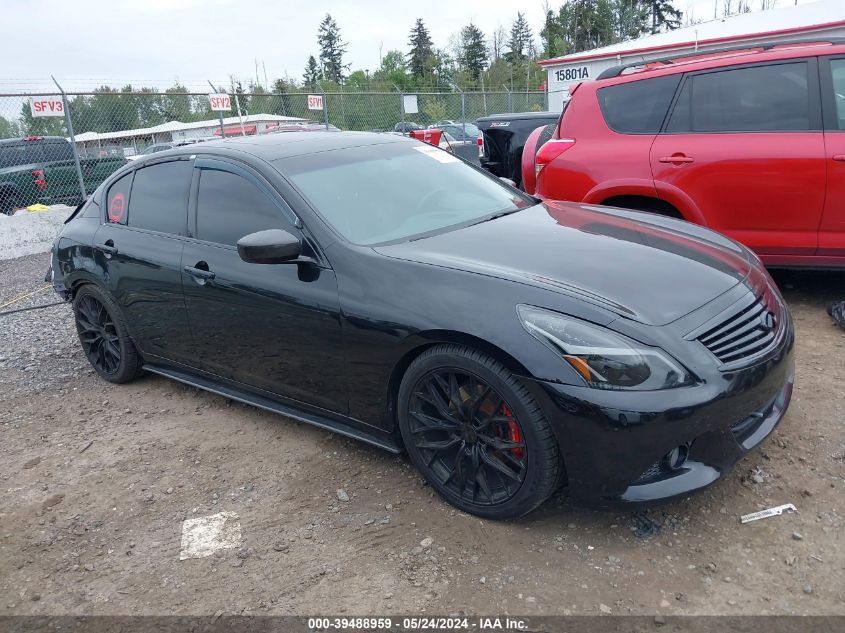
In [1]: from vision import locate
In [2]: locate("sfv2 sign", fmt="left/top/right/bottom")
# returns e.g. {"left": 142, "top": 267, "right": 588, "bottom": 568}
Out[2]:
{"left": 30, "top": 96, "right": 65, "bottom": 117}
{"left": 208, "top": 94, "right": 232, "bottom": 111}
{"left": 307, "top": 94, "right": 324, "bottom": 110}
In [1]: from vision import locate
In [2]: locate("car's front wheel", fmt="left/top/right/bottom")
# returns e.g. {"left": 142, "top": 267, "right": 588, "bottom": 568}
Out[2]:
{"left": 398, "top": 344, "right": 562, "bottom": 519}
{"left": 73, "top": 284, "right": 143, "bottom": 384}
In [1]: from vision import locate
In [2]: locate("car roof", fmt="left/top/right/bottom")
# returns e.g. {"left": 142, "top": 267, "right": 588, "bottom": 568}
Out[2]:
{"left": 596, "top": 39, "right": 845, "bottom": 86}
{"left": 166, "top": 131, "right": 410, "bottom": 161}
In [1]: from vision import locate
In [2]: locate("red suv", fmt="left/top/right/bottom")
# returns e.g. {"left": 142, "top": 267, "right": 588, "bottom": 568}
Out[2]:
{"left": 526, "top": 40, "right": 845, "bottom": 268}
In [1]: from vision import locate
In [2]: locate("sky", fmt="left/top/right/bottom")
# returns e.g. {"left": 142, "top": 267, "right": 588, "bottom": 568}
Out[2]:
{"left": 0, "top": 0, "right": 822, "bottom": 93}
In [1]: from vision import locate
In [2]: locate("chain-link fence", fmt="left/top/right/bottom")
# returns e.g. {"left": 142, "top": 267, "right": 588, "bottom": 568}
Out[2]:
{"left": 0, "top": 89, "right": 549, "bottom": 214}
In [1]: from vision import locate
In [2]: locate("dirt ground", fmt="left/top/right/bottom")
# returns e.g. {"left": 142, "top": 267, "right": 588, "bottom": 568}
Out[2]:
{"left": 1, "top": 252, "right": 843, "bottom": 617}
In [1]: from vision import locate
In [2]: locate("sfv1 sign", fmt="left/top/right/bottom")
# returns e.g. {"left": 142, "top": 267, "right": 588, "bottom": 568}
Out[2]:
{"left": 307, "top": 94, "right": 324, "bottom": 110}
{"left": 208, "top": 94, "right": 231, "bottom": 111}
{"left": 30, "top": 96, "right": 65, "bottom": 117}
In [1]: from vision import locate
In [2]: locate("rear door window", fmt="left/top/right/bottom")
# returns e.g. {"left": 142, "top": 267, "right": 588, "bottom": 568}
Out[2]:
{"left": 106, "top": 172, "right": 132, "bottom": 224}
{"left": 828, "top": 58, "right": 845, "bottom": 129}
{"left": 0, "top": 142, "right": 44, "bottom": 168}
{"left": 666, "top": 62, "right": 811, "bottom": 133}
{"left": 42, "top": 140, "right": 74, "bottom": 161}
{"left": 597, "top": 75, "right": 681, "bottom": 134}
{"left": 195, "top": 167, "right": 292, "bottom": 246}
{"left": 126, "top": 160, "right": 191, "bottom": 235}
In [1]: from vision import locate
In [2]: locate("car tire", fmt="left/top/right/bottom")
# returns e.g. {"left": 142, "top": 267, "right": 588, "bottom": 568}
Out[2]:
{"left": 397, "top": 344, "right": 561, "bottom": 519}
{"left": 73, "top": 284, "right": 143, "bottom": 384}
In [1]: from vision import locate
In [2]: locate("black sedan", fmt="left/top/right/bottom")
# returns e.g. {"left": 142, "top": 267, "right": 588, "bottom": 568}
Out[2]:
{"left": 49, "top": 132, "right": 795, "bottom": 519}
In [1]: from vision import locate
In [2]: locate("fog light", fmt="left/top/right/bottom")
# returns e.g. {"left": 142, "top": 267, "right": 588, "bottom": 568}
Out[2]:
{"left": 662, "top": 444, "right": 689, "bottom": 471}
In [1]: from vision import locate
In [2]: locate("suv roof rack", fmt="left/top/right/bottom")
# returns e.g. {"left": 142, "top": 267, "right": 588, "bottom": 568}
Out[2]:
{"left": 595, "top": 37, "right": 845, "bottom": 81}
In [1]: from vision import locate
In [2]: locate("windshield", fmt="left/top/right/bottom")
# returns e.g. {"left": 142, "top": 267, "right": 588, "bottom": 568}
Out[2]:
{"left": 277, "top": 140, "right": 533, "bottom": 245}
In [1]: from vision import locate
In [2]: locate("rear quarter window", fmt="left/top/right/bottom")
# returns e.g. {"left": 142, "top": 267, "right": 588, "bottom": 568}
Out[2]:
{"left": 597, "top": 75, "right": 681, "bottom": 134}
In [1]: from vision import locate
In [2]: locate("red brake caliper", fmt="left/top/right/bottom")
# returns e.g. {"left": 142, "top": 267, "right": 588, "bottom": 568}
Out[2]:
{"left": 500, "top": 404, "right": 524, "bottom": 458}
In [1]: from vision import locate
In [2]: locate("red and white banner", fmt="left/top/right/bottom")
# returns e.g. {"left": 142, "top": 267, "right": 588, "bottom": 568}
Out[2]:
{"left": 307, "top": 94, "right": 324, "bottom": 110}
{"left": 208, "top": 94, "right": 232, "bottom": 111}
{"left": 29, "top": 96, "right": 65, "bottom": 117}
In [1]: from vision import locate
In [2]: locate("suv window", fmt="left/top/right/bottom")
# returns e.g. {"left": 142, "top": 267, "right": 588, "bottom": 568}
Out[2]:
{"left": 42, "top": 140, "right": 74, "bottom": 162}
{"left": 106, "top": 172, "right": 132, "bottom": 224}
{"left": 830, "top": 58, "right": 845, "bottom": 129}
{"left": 667, "top": 62, "right": 811, "bottom": 133}
{"left": 126, "top": 161, "right": 191, "bottom": 234}
{"left": 195, "top": 168, "right": 292, "bottom": 246}
{"left": 597, "top": 75, "right": 680, "bottom": 134}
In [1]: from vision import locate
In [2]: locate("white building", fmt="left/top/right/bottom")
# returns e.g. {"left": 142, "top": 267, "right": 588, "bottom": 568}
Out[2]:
{"left": 540, "top": 0, "right": 845, "bottom": 112}
{"left": 74, "top": 114, "right": 307, "bottom": 156}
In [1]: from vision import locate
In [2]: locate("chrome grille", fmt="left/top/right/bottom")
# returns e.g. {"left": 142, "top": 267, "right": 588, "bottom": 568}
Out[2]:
{"left": 697, "top": 294, "right": 779, "bottom": 365}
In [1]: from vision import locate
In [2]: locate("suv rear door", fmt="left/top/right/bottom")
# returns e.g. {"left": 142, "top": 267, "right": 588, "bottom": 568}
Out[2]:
{"left": 650, "top": 59, "right": 825, "bottom": 260}
{"left": 819, "top": 55, "right": 845, "bottom": 260}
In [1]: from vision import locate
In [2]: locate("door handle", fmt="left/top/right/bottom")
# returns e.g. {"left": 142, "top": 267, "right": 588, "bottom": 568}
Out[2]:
{"left": 183, "top": 265, "right": 215, "bottom": 281}
{"left": 833, "top": 154, "right": 845, "bottom": 162}
{"left": 658, "top": 155, "right": 695, "bottom": 164}
{"left": 96, "top": 240, "right": 118, "bottom": 256}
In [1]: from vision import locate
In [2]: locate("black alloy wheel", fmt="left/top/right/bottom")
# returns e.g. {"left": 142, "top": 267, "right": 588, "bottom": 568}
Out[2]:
{"left": 73, "top": 284, "right": 143, "bottom": 384}
{"left": 398, "top": 344, "right": 562, "bottom": 519}
{"left": 409, "top": 369, "right": 527, "bottom": 506}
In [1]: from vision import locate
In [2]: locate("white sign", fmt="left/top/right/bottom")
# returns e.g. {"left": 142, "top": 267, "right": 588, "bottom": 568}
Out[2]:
{"left": 403, "top": 94, "right": 419, "bottom": 114}
{"left": 208, "top": 94, "right": 231, "bottom": 111}
{"left": 29, "top": 96, "right": 65, "bottom": 118}
{"left": 553, "top": 65, "right": 590, "bottom": 84}
{"left": 307, "top": 94, "right": 324, "bottom": 110}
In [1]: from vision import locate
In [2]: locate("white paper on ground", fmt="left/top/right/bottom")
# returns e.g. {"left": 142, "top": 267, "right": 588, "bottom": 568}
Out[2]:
{"left": 179, "top": 511, "right": 241, "bottom": 560}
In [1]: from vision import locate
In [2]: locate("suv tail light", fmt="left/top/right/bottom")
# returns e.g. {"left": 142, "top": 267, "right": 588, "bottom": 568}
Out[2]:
{"left": 477, "top": 132, "right": 484, "bottom": 158}
{"left": 535, "top": 138, "right": 575, "bottom": 177}
{"left": 31, "top": 169, "right": 47, "bottom": 191}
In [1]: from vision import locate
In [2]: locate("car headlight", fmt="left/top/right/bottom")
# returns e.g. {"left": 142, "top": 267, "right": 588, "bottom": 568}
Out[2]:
{"left": 517, "top": 305, "right": 693, "bottom": 391}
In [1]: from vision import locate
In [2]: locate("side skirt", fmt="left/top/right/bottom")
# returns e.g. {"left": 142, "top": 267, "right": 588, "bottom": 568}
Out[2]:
{"left": 143, "top": 363, "right": 402, "bottom": 454}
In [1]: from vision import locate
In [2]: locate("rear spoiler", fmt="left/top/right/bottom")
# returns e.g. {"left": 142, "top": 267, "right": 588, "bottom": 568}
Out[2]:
{"left": 64, "top": 198, "right": 88, "bottom": 224}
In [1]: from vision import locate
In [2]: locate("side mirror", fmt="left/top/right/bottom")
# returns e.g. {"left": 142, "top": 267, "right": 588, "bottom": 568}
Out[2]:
{"left": 237, "top": 229, "right": 302, "bottom": 264}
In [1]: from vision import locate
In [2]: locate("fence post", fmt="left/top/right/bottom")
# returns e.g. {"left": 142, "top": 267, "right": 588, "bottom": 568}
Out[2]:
{"left": 51, "top": 76, "right": 86, "bottom": 201}
{"left": 207, "top": 80, "right": 225, "bottom": 137}
{"left": 394, "top": 84, "right": 405, "bottom": 127}
{"left": 503, "top": 85, "right": 512, "bottom": 113}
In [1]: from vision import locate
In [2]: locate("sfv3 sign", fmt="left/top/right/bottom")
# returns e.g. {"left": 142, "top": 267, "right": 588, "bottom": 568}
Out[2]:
{"left": 30, "top": 96, "right": 64, "bottom": 117}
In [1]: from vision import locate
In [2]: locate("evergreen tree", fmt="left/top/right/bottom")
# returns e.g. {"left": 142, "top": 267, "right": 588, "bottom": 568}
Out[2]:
{"left": 408, "top": 18, "right": 434, "bottom": 80}
{"left": 317, "top": 14, "right": 348, "bottom": 83}
{"left": 458, "top": 23, "right": 488, "bottom": 81}
{"left": 646, "top": 0, "right": 682, "bottom": 33}
{"left": 508, "top": 12, "right": 533, "bottom": 60}
{"left": 540, "top": 8, "right": 564, "bottom": 58}
{"left": 303, "top": 55, "right": 320, "bottom": 89}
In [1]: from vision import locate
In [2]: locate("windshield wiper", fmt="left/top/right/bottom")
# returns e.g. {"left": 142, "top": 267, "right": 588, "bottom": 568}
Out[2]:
{"left": 469, "top": 207, "right": 522, "bottom": 227}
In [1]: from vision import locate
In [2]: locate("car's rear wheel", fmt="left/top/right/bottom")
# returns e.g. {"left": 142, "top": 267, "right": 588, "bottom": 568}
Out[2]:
{"left": 398, "top": 344, "right": 561, "bottom": 519}
{"left": 73, "top": 285, "right": 142, "bottom": 384}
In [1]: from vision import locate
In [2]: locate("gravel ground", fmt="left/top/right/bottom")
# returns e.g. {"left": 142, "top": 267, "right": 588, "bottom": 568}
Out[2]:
{"left": 1, "top": 252, "right": 843, "bottom": 616}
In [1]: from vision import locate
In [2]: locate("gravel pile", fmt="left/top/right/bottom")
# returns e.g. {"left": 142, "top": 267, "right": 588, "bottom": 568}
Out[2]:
{"left": 0, "top": 252, "right": 86, "bottom": 401}
{"left": 0, "top": 205, "right": 74, "bottom": 260}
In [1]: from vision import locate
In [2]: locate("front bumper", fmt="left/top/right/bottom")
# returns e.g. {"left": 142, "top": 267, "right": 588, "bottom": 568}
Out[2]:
{"left": 524, "top": 327, "right": 795, "bottom": 508}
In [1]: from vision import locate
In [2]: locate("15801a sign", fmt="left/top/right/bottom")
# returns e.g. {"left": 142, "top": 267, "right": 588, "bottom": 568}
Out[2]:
{"left": 554, "top": 66, "right": 589, "bottom": 83}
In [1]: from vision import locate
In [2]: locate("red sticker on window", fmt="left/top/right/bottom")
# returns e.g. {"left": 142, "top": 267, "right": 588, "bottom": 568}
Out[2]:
{"left": 108, "top": 192, "right": 126, "bottom": 223}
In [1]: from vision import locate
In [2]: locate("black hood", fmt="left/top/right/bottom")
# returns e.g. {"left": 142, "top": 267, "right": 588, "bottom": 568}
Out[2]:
{"left": 374, "top": 202, "right": 753, "bottom": 326}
